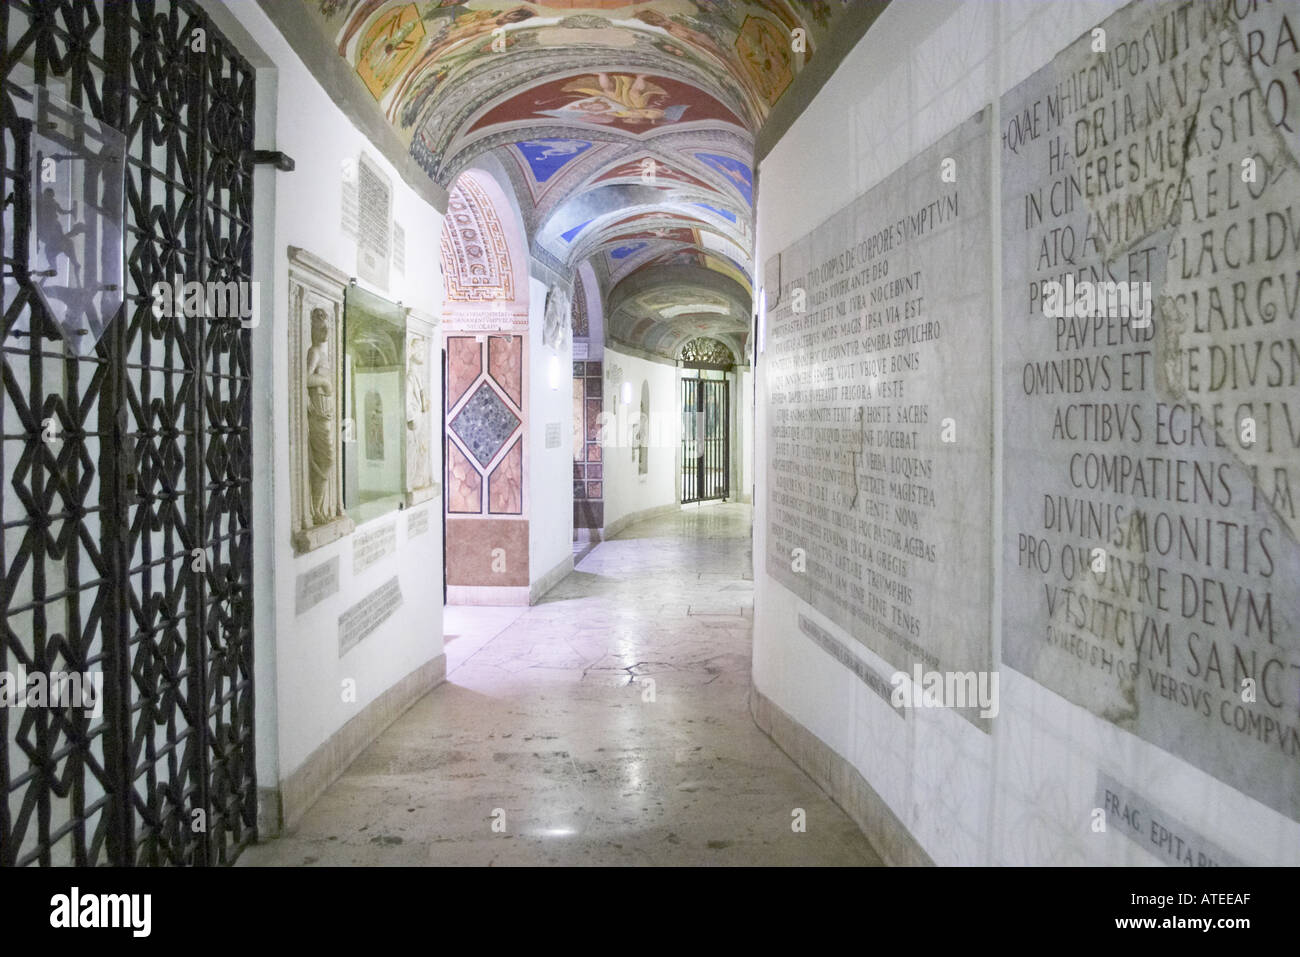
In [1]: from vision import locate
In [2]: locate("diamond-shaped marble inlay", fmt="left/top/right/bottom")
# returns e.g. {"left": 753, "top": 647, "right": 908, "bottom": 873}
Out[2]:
{"left": 451, "top": 383, "right": 520, "bottom": 467}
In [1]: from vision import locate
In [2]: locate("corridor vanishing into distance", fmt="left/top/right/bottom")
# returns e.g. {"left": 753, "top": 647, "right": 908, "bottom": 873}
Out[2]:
{"left": 6, "top": 0, "right": 1297, "bottom": 891}
{"left": 243, "top": 505, "right": 881, "bottom": 867}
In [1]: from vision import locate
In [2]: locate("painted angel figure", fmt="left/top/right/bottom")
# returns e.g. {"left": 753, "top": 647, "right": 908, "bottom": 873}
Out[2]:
{"left": 540, "top": 73, "right": 685, "bottom": 126}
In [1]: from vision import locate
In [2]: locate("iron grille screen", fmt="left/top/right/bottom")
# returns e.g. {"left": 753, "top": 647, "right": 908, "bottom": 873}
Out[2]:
{"left": 1, "top": 0, "right": 256, "bottom": 866}
{"left": 680, "top": 376, "right": 729, "bottom": 505}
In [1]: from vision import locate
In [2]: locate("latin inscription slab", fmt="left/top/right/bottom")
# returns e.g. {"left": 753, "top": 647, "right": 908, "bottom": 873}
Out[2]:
{"left": 338, "top": 576, "right": 403, "bottom": 657}
{"left": 799, "top": 614, "right": 905, "bottom": 717}
{"left": 356, "top": 152, "right": 392, "bottom": 290}
{"left": 1002, "top": 0, "right": 1300, "bottom": 820}
{"left": 765, "top": 110, "right": 994, "bottom": 726}
{"left": 341, "top": 163, "right": 359, "bottom": 239}
{"left": 1096, "top": 772, "right": 1243, "bottom": 867}
{"left": 353, "top": 521, "right": 396, "bottom": 575}
{"left": 406, "top": 507, "right": 429, "bottom": 539}
{"left": 295, "top": 556, "right": 339, "bottom": 615}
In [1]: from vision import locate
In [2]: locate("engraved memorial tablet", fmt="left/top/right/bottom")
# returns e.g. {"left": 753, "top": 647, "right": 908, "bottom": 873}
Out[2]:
{"left": 356, "top": 152, "right": 392, "bottom": 290}
{"left": 764, "top": 110, "right": 994, "bottom": 725}
{"left": 353, "top": 521, "right": 396, "bottom": 576}
{"left": 295, "top": 557, "right": 339, "bottom": 615}
{"left": 1001, "top": 0, "right": 1300, "bottom": 820}
{"left": 338, "top": 577, "right": 403, "bottom": 657}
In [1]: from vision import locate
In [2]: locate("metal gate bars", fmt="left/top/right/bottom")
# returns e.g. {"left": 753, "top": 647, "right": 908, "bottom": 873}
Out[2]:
{"left": 1, "top": 0, "right": 256, "bottom": 865}
{"left": 680, "top": 377, "right": 729, "bottom": 505}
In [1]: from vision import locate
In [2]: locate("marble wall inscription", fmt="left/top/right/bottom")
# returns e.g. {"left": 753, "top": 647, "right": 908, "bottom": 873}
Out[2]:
{"left": 353, "top": 521, "right": 396, "bottom": 575}
{"left": 1002, "top": 0, "right": 1300, "bottom": 819}
{"left": 295, "top": 556, "right": 339, "bottom": 615}
{"left": 798, "top": 614, "right": 905, "bottom": 717}
{"left": 341, "top": 160, "right": 359, "bottom": 239}
{"left": 765, "top": 110, "right": 994, "bottom": 725}
{"left": 406, "top": 507, "right": 429, "bottom": 539}
{"left": 1096, "top": 772, "right": 1243, "bottom": 867}
{"left": 356, "top": 152, "right": 392, "bottom": 290}
{"left": 338, "top": 576, "right": 402, "bottom": 657}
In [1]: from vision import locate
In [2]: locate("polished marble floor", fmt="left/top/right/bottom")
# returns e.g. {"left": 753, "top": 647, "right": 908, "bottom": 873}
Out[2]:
{"left": 243, "top": 502, "right": 883, "bottom": 866}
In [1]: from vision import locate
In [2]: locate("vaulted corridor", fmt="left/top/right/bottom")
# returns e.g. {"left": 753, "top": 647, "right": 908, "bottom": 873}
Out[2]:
{"left": 5, "top": 0, "right": 1297, "bottom": 891}
{"left": 241, "top": 504, "right": 881, "bottom": 866}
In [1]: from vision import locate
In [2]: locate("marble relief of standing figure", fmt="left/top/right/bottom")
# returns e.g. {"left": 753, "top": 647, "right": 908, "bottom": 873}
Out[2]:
{"left": 306, "top": 307, "right": 337, "bottom": 524}
{"left": 406, "top": 339, "right": 432, "bottom": 491}
{"left": 288, "top": 247, "right": 354, "bottom": 553}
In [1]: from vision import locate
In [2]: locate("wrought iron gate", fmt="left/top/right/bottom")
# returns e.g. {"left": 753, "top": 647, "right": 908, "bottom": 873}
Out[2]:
{"left": 680, "top": 377, "right": 729, "bottom": 504}
{"left": 1, "top": 0, "right": 256, "bottom": 865}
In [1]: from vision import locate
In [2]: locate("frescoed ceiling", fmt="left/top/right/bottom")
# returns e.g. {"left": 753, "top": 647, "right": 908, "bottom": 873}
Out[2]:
{"left": 605, "top": 263, "right": 752, "bottom": 362}
{"left": 291, "top": 0, "right": 888, "bottom": 358}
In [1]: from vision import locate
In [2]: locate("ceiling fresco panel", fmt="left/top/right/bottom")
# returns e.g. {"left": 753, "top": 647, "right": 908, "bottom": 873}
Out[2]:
{"left": 468, "top": 72, "right": 745, "bottom": 135}
{"left": 513, "top": 138, "right": 594, "bottom": 182}
{"left": 306, "top": 0, "right": 862, "bottom": 172}
{"left": 693, "top": 152, "right": 753, "bottom": 206}
{"left": 296, "top": 0, "right": 884, "bottom": 366}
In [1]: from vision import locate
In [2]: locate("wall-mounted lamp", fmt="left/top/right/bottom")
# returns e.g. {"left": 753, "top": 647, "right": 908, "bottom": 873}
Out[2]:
{"left": 621, "top": 381, "right": 632, "bottom": 406}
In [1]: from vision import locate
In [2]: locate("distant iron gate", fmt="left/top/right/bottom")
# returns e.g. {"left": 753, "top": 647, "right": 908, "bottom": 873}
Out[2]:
{"left": 680, "top": 377, "right": 728, "bottom": 504}
{"left": 1, "top": 0, "right": 257, "bottom": 865}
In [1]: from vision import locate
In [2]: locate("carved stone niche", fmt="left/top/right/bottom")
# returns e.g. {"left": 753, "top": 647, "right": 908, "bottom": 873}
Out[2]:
{"left": 404, "top": 309, "right": 439, "bottom": 507}
{"left": 288, "top": 246, "right": 355, "bottom": 554}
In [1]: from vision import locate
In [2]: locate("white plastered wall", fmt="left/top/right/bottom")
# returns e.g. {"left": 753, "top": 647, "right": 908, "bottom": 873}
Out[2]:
{"left": 527, "top": 275, "right": 575, "bottom": 590}
{"left": 736, "top": 366, "right": 753, "bottom": 503}
{"left": 602, "top": 348, "right": 680, "bottom": 531}
{"left": 223, "top": 1, "right": 445, "bottom": 785}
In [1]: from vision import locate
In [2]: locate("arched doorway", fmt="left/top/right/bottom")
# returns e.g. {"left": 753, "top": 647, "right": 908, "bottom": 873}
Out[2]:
{"left": 678, "top": 337, "right": 736, "bottom": 504}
